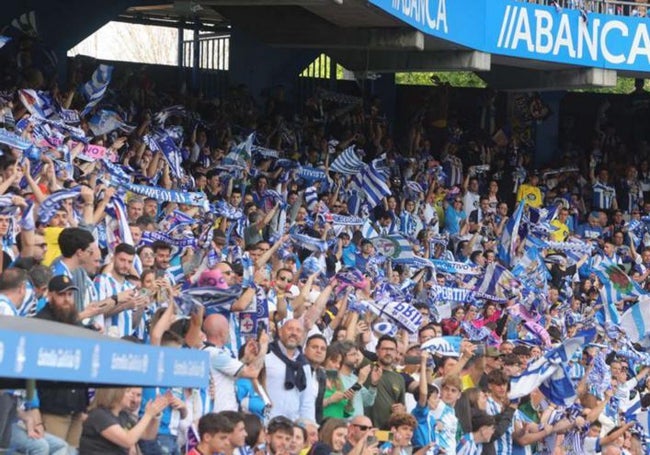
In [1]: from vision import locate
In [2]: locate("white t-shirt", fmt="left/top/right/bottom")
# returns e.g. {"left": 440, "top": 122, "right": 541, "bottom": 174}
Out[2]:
{"left": 205, "top": 344, "right": 244, "bottom": 412}
{"left": 0, "top": 294, "right": 16, "bottom": 316}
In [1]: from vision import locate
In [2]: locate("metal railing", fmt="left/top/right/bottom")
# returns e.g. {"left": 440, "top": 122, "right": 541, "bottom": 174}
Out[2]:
{"left": 182, "top": 33, "right": 230, "bottom": 71}
{"left": 520, "top": 0, "right": 648, "bottom": 16}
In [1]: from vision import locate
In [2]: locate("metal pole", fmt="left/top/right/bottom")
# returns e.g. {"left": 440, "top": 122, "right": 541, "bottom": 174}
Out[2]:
{"left": 177, "top": 20, "right": 184, "bottom": 91}
{"left": 192, "top": 19, "right": 201, "bottom": 94}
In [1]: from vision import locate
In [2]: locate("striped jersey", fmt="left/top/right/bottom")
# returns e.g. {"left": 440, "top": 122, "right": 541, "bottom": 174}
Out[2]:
{"left": 592, "top": 181, "right": 616, "bottom": 210}
{"left": 94, "top": 273, "right": 137, "bottom": 337}
{"left": 487, "top": 396, "right": 514, "bottom": 455}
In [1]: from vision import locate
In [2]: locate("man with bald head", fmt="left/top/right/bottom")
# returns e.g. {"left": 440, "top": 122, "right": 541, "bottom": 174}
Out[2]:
{"left": 342, "top": 415, "right": 374, "bottom": 454}
{"left": 266, "top": 318, "right": 317, "bottom": 421}
{"left": 203, "top": 313, "right": 268, "bottom": 412}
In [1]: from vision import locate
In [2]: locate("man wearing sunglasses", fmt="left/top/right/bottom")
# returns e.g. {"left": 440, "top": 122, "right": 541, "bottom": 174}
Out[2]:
{"left": 342, "top": 416, "right": 374, "bottom": 455}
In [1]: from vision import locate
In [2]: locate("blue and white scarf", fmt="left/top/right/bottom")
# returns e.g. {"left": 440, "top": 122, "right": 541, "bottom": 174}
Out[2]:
{"left": 141, "top": 231, "right": 197, "bottom": 249}
{"left": 0, "top": 128, "right": 32, "bottom": 150}
{"left": 37, "top": 187, "right": 81, "bottom": 224}
{"left": 289, "top": 233, "right": 327, "bottom": 253}
{"left": 212, "top": 201, "right": 244, "bottom": 220}
{"left": 432, "top": 259, "right": 482, "bottom": 275}
{"left": 106, "top": 173, "right": 209, "bottom": 211}
{"left": 80, "top": 64, "right": 113, "bottom": 116}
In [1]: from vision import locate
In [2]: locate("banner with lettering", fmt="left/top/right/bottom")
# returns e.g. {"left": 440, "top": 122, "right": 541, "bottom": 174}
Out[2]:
{"left": 370, "top": 0, "right": 650, "bottom": 73}
{"left": 421, "top": 336, "right": 462, "bottom": 357}
{"left": 0, "top": 318, "right": 208, "bottom": 388}
{"left": 369, "top": 299, "right": 423, "bottom": 334}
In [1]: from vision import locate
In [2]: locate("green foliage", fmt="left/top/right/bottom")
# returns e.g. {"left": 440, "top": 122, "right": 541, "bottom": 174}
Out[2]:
{"left": 395, "top": 72, "right": 486, "bottom": 87}
{"left": 299, "top": 53, "right": 346, "bottom": 79}
{"left": 577, "top": 77, "right": 646, "bottom": 94}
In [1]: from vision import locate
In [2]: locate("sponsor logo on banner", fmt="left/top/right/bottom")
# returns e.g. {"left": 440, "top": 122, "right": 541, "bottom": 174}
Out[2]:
{"left": 390, "top": 0, "right": 448, "bottom": 33}
{"left": 370, "top": 0, "right": 650, "bottom": 72}
{"left": 496, "top": 5, "right": 650, "bottom": 66}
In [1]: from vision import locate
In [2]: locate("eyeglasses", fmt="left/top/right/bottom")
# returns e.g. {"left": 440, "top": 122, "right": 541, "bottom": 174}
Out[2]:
{"left": 352, "top": 424, "right": 372, "bottom": 431}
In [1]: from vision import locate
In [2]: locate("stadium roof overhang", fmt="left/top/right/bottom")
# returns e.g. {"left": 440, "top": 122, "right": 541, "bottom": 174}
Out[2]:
{"left": 117, "top": 0, "right": 650, "bottom": 91}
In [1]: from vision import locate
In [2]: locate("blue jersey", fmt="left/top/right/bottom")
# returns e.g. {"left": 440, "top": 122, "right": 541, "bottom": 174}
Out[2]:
{"left": 141, "top": 387, "right": 184, "bottom": 436}
{"left": 411, "top": 403, "right": 437, "bottom": 448}
{"left": 50, "top": 258, "right": 73, "bottom": 279}
{"left": 592, "top": 181, "right": 616, "bottom": 210}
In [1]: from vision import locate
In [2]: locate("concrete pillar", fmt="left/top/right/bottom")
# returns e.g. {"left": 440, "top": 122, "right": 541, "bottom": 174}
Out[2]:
{"left": 534, "top": 91, "right": 565, "bottom": 167}
{"left": 371, "top": 73, "right": 397, "bottom": 130}
{"left": 229, "top": 27, "right": 317, "bottom": 103}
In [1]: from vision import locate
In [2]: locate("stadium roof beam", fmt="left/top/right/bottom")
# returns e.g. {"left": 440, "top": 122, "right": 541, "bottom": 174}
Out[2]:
{"left": 476, "top": 66, "right": 617, "bottom": 91}
{"left": 329, "top": 50, "right": 491, "bottom": 73}
{"left": 268, "top": 28, "right": 424, "bottom": 50}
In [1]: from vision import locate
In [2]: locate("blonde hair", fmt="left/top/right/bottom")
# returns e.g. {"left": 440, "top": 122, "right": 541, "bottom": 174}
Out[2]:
{"left": 89, "top": 387, "right": 127, "bottom": 411}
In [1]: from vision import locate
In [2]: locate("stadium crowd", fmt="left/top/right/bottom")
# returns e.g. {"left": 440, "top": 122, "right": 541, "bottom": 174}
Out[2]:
{"left": 3, "top": 18, "right": 650, "bottom": 455}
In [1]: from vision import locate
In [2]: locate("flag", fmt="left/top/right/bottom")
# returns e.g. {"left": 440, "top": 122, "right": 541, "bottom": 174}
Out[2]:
{"left": 509, "top": 329, "right": 596, "bottom": 405}
{"left": 474, "top": 262, "right": 519, "bottom": 300}
{"left": 330, "top": 146, "right": 364, "bottom": 175}
{"left": 80, "top": 64, "right": 113, "bottom": 116}
{"left": 361, "top": 219, "right": 379, "bottom": 239}
{"left": 593, "top": 258, "right": 645, "bottom": 325}
{"left": 156, "top": 134, "right": 184, "bottom": 179}
{"left": 498, "top": 199, "right": 525, "bottom": 266}
{"left": 621, "top": 295, "right": 650, "bottom": 344}
{"left": 176, "top": 285, "right": 243, "bottom": 316}
{"left": 224, "top": 133, "right": 254, "bottom": 167}
{"left": 19, "top": 89, "right": 57, "bottom": 119}
{"left": 511, "top": 245, "right": 550, "bottom": 286}
{"left": 361, "top": 159, "right": 391, "bottom": 208}
{"left": 371, "top": 235, "right": 413, "bottom": 261}
{"left": 421, "top": 336, "right": 462, "bottom": 358}
{"left": 88, "top": 109, "right": 125, "bottom": 136}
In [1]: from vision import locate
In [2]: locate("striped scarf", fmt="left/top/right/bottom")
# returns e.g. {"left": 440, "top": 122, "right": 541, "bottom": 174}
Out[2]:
{"left": 37, "top": 187, "right": 81, "bottom": 223}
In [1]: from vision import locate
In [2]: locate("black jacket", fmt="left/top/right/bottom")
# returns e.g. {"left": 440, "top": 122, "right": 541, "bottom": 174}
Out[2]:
{"left": 35, "top": 305, "right": 89, "bottom": 415}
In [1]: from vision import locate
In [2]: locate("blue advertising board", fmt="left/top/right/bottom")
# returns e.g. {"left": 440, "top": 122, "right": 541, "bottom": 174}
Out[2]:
{"left": 0, "top": 316, "right": 209, "bottom": 388}
{"left": 370, "top": 0, "right": 650, "bottom": 72}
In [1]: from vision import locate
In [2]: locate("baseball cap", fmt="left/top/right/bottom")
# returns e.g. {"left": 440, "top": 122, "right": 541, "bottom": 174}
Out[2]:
{"left": 485, "top": 347, "right": 502, "bottom": 358}
{"left": 48, "top": 275, "right": 78, "bottom": 293}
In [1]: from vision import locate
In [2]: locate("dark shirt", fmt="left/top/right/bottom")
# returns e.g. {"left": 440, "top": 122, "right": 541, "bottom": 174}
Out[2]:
{"left": 79, "top": 407, "right": 128, "bottom": 455}
{"left": 35, "top": 305, "right": 89, "bottom": 415}
{"left": 365, "top": 369, "right": 405, "bottom": 430}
